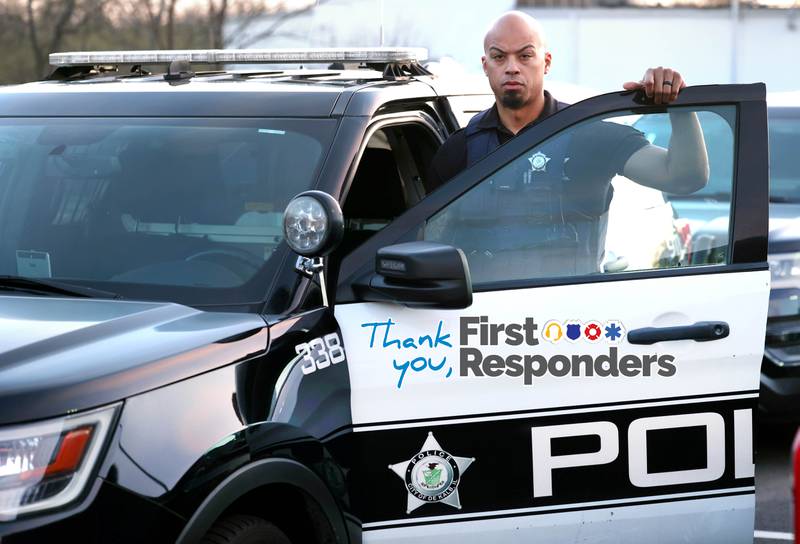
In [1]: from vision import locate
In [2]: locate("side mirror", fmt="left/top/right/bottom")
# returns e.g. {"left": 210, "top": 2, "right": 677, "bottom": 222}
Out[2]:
{"left": 358, "top": 241, "right": 472, "bottom": 309}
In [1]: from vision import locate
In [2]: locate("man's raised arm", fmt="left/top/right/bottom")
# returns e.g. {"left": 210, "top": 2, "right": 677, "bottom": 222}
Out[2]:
{"left": 620, "top": 67, "right": 710, "bottom": 194}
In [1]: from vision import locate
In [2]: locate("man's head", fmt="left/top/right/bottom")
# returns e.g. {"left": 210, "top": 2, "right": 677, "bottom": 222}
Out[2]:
{"left": 482, "top": 11, "right": 551, "bottom": 111}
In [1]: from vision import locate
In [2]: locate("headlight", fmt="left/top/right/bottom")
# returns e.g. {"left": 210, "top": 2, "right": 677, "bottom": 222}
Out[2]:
{"left": 0, "top": 403, "right": 119, "bottom": 521}
{"left": 769, "top": 252, "right": 800, "bottom": 289}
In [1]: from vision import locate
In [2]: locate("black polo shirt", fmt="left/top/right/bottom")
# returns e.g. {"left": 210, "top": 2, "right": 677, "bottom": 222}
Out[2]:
{"left": 428, "top": 91, "right": 563, "bottom": 190}
{"left": 427, "top": 91, "right": 650, "bottom": 200}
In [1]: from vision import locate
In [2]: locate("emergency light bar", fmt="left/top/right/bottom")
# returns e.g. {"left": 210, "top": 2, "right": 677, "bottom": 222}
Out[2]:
{"left": 49, "top": 47, "right": 428, "bottom": 67}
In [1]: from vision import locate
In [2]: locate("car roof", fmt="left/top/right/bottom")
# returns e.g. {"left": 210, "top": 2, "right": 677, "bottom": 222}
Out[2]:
{"left": 0, "top": 67, "right": 439, "bottom": 118}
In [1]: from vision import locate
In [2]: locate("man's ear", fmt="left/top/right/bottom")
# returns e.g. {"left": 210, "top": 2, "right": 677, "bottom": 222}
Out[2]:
{"left": 481, "top": 55, "right": 488, "bottom": 76}
{"left": 544, "top": 51, "right": 552, "bottom": 74}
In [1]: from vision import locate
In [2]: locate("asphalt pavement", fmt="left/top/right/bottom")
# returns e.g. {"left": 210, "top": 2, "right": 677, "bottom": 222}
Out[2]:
{"left": 755, "top": 418, "right": 796, "bottom": 543}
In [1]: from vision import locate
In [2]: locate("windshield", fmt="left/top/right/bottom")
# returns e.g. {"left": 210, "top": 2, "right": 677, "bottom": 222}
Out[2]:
{"left": 0, "top": 118, "right": 336, "bottom": 306}
{"left": 768, "top": 112, "right": 800, "bottom": 202}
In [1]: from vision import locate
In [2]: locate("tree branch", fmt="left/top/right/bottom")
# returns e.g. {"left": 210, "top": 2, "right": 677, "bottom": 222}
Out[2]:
{"left": 25, "top": 0, "right": 43, "bottom": 75}
{"left": 48, "top": 0, "right": 77, "bottom": 57}
{"left": 231, "top": 0, "right": 329, "bottom": 49}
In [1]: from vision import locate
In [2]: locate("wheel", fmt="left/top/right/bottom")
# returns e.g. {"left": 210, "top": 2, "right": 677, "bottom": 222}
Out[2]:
{"left": 200, "top": 514, "right": 292, "bottom": 544}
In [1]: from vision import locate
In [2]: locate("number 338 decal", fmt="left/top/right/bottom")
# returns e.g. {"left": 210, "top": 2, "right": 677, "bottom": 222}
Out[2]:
{"left": 295, "top": 333, "right": 346, "bottom": 375}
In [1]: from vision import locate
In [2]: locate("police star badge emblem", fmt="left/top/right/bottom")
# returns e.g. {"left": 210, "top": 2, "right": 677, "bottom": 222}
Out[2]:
{"left": 528, "top": 151, "right": 551, "bottom": 172}
{"left": 389, "top": 432, "right": 475, "bottom": 513}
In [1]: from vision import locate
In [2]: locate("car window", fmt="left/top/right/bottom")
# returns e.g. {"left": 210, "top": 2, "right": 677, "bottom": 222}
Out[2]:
{"left": 0, "top": 117, "right": 336, "bottom": 304}
{"left": 338, "top": 122, "right": 439, "bottom": 257}
{"left": 423, "top": 106, "right": 736, "bottom": 286}
{"left": 767, "top": 114, "right": 800, "bottom": 202}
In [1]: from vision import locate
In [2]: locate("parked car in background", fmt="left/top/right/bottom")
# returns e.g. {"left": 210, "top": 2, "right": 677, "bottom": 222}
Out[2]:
{"left": 794, "top": 427, "right": 800, "bottom": 544}
{"left": 635, "top": 91, "right": 800, "bottom": 415}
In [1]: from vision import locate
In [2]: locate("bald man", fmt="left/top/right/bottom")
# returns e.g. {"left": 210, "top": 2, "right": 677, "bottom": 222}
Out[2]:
{"left": 428, "top": 11, "right": 708, "bottom": 194}
{"left": 425, "top": 11, "right": 708, "bottom": 278}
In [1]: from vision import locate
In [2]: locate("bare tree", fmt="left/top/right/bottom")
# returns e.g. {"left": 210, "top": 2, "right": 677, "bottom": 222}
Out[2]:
{"left": 225, "top": 0, "right": 329, "bottom": 48}
{"left": 137, "top": 0, "right": 181, "bottom": 49}
{"left": 24, "top": 0, "right": 109, "bottom": 77}
{"left": 207, "top": 0, "right": 228, "bottom": 48}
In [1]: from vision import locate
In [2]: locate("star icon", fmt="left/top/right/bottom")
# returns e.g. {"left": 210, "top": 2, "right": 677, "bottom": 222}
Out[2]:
{"left": 604, "top": 321, "right": 625, "bottom": 343}
{"left": 388, "top": 432, "right": 475, "bottom": 514}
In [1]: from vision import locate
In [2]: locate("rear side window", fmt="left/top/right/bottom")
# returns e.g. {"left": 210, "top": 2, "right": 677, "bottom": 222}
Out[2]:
{"left": 768, "top": 114, "right": 800, "bottom": 202}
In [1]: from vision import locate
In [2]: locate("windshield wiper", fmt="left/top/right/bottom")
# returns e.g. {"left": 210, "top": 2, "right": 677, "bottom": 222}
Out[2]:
{"left": 0, "top": 276, "right": 123, "bottom": 299}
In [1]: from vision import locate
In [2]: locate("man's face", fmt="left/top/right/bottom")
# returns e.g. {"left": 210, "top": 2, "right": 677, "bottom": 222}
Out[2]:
{"left": 482, "top": 20, "right": 551, "bottom": 110}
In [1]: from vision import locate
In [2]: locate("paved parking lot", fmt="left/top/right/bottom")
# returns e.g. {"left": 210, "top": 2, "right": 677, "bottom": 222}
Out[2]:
{"left": 755, "top": 419, "right": 796, "bottom": 543}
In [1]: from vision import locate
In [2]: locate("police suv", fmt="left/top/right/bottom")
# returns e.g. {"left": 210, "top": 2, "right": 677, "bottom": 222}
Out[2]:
{"left": 0, "top": 48, "right": 769, "bottom": 543}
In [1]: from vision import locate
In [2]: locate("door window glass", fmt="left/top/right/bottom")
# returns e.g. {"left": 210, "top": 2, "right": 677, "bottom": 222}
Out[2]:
{"left": 424, "top": 106, "right": 735, "bottom": 285}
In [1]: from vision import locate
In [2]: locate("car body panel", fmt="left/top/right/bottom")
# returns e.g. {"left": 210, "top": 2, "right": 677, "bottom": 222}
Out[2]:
{"left": 0, "top": 296, "right": 268, "bottom": 425}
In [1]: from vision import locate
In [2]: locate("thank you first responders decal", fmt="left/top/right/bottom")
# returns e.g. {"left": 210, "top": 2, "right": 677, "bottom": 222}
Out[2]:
{"left": 359, "top": 316, "right": 675, "bottom": 388}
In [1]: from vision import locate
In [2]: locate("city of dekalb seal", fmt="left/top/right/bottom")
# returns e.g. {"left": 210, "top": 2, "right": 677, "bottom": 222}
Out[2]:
{"left": 389, "top": 432, "right": 475, "bottom": 513}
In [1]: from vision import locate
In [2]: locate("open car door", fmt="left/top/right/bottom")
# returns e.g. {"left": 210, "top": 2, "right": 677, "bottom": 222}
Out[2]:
{"left": 333, "top": 84, "right": 768, "bottom": 543}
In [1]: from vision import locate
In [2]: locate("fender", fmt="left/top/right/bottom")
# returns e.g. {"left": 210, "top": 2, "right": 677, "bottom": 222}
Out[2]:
{"left": 175, "top": 457, "right": 349, "bottom": 544}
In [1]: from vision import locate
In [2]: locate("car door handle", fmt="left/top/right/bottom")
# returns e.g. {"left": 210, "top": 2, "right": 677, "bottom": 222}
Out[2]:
{"left": 627, "top": 321, "right": 730, "bottom": 345}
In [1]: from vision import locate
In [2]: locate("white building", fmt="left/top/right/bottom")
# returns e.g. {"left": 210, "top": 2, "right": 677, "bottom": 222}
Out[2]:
{"left": 226, "top": 0, "right": 800, "bottom": 92}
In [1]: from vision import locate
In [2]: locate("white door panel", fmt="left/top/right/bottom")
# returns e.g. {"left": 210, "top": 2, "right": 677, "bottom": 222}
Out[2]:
{"left": 337, "top": 270, "right": 768, "bottom": 426}
{"left": 362, "top": 494, "right": 755, "bottom": 544}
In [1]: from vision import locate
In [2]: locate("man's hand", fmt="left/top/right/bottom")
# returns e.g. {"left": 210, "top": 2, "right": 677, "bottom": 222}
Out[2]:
{"left": 623, "top": 67, "right": 686, "bottom": 105}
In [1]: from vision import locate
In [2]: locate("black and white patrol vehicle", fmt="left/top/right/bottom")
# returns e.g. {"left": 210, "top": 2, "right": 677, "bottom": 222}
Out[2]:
{"left": 0, "top": 48, "right": 769, "bottom": 543}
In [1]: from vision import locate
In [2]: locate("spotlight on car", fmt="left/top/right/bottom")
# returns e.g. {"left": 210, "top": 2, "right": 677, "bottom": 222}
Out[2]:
{"left": 283, "top": 190, "right": 344, "bottom": 257}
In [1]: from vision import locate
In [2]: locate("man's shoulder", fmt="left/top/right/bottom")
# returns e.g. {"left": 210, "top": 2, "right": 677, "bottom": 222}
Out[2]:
{"left": 432, "top": 127, "right": 467, "bottom": 171}
{"left": 440, "top": 126, "right": 468, "bottom": 151}
{"left": 427, "top": 127, "right": 469, "bottom": 190}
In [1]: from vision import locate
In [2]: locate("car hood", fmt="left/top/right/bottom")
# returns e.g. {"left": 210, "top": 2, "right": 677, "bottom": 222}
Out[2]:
{"left": 685, "top": 203, "right": 800, "bottom": 253}
{"left": 0, "top": 295, "right": 269, "bottom": 425}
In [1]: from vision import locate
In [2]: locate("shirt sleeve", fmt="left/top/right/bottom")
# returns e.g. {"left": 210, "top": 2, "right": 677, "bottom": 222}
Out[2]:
{"left": 603, "top": 122, "right": 651, "bottom": 175}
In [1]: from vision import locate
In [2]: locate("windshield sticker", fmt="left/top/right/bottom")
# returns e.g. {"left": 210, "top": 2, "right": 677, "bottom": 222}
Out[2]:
{"left": 15, "top": 250, "right": 53, "bottom": 278}
{"left": 359, "top": 317, "right": 675, "bottom": 389}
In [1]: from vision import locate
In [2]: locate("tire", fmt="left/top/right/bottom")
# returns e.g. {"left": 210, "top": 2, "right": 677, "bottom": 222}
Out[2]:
{"left": 200, "top": 514, "right": 292, "bottom": 544}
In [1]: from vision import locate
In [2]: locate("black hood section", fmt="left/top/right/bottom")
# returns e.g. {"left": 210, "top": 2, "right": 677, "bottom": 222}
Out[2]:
{"left": 0, "top": 296, "right": 269, "bottom": 425}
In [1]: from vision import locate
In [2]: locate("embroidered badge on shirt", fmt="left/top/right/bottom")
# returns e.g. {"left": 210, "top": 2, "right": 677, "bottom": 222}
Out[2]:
{"left": 528, "top": 151, "right": 551, "bottom": 172}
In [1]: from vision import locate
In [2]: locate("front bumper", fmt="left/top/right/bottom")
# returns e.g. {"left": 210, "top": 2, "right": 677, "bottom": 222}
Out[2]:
{"left": 1, "top": 478, "right": 185, "bottom": 543}
{"left": 760, "top": 317, "right": 800, "bottom": 416}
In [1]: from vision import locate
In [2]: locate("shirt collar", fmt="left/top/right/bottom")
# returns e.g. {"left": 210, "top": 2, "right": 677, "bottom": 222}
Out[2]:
{"left": 477, "top": 90, "right": 560, "bottom": 134}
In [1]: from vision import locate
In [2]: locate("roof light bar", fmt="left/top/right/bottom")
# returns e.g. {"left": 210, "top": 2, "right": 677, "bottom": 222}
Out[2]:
{"left": 50, "top": 47, "right": 428, "bottom": 67}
